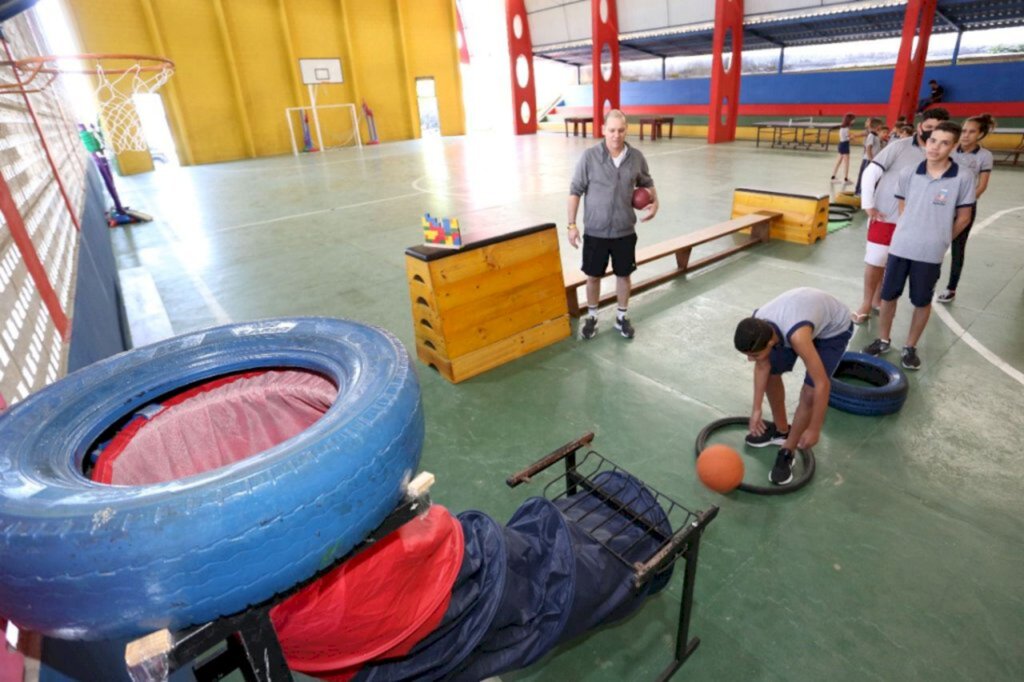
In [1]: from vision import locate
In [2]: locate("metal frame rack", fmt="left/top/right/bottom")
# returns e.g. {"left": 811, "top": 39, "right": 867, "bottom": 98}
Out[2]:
{"left": 506, "top": 432, "right": 719, "bottom": 682}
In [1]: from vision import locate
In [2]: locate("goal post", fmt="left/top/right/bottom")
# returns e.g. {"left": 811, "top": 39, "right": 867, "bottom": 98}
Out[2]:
{"left": 284, "top": 103, "right": 362, "bottom": 155}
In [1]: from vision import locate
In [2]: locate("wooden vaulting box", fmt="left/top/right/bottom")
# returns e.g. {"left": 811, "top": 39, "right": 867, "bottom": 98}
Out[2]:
{"left": 405, "top": 224, "right": 570, "bottom": 383}
{"left": 731, "top": 188, "right": 829, "bottom": 244}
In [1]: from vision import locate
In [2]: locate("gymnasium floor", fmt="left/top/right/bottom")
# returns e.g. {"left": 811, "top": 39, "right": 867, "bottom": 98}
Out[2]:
{"left": 111, "top": 133, "right": 1023, "bottom": 681}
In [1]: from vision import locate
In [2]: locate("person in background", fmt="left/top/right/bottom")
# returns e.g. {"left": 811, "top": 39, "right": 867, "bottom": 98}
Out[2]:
{"left": 855, "top": 117, "right": 882, "bottom": 195}
{"left": 878, "top": 125, "right": 891, "bottom": 147}
{"left": 918, "top": 79, "right": 945, "bottom": 113}
{"left": 831, "top": 113, "right": 856, "bottom": 184}
{"left": 937, "top": 113, "right": 997, "bottom": 303}
{"left": 894, "top": 124, "right": 915, "bottom": 140}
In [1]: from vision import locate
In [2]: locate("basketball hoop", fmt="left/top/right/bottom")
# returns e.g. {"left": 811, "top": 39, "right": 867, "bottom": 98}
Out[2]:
{"left": 8, "top": 54, "right": 174, "bottom": 154}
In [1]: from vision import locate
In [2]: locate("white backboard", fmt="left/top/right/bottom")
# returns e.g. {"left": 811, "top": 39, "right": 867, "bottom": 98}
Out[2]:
{"left": 299, "top": 58, "right": 344, "bottom": 85}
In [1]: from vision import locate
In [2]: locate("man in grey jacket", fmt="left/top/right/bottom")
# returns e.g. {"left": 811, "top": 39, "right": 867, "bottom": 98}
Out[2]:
{"left": 567, "top": 109, "right": 658, "bottom": 339}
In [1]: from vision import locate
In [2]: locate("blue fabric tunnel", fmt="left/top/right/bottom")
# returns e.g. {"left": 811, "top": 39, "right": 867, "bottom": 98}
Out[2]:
{"left": 356, "top": 471, "right": 673, "bottom": 681}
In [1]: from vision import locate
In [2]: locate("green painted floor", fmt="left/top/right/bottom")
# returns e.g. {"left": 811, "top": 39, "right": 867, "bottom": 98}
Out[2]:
{"left": 113, "top": 134, "right": 1024, "bottom": 681}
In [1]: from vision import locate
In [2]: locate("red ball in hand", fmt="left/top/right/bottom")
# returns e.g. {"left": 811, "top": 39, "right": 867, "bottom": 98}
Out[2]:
{"left": 632, "top": 187, "right": 653, "bottom": 210}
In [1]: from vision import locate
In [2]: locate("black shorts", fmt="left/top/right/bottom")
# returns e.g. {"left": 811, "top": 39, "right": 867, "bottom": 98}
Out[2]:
{"left": 769, "top": 324, "right": 853, "bottom": 387}
{"left": 837, "top": 140, "right": 851, "bottom": 155}
{"left": 880, "top": 254, "right": 942, "bottom": 307}
{"left": 582, "top": 234, "right": 637, "bottom": 278}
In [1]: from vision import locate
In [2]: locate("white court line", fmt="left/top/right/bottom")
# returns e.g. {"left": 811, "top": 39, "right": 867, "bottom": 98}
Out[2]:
{"left": 644, "top": 144, "right": 710, "bottom": 158}
{"left": 215, "top": 192, "right": 423, "bottom": 234}
{"left": 154, "top": 224, "right": 233, "bottom": 326}
{"left": 930, "top": 205, "right": 1024, "bottom": 387}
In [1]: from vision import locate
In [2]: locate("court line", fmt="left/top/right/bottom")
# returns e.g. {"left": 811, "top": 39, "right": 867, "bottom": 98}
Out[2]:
{"left": 930, "top": 205, "right": 1024, "bottom": 387}
{"left": 214, "top": 192, "right": 423, "bottom": 233}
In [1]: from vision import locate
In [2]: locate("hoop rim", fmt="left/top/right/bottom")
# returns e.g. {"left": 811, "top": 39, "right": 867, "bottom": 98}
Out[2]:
{"left": 14, "top": 53, "right": 175, "bottom": 76}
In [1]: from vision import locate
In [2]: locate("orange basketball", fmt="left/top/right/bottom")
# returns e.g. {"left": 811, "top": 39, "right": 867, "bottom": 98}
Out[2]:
{"left": 696, "top": 444, "right": 744, "bottom": 493}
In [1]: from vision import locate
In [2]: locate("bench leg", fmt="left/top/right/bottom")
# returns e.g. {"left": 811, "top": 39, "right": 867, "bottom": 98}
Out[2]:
{"left": 675, "top": 247, "right": 692, "bottom": 272}
{"left": 752, "top": 220, "right": 771, "bottom": 243}
{"left": 566, "top": 289, "right": 581, "bottom": 317}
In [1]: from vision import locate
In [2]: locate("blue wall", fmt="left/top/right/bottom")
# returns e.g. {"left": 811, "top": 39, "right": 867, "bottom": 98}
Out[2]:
{"left": 66, "top": 166, "right": 129, "bottom": 372}
{"left": 562, "top": 60, "right": 1024, "bottom": 107}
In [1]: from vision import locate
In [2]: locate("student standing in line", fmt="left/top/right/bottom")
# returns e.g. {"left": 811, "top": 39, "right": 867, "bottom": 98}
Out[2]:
{"left": 862, "top": 121, "right": 975, "bottom": 370}
{"left": 936, "top": 113, "right": 996, "bottom": 304}
{"left": 852, "top": 108, "right": 950, "bottom": 323}
{"left": 831, "top": 113, "right": 856, "bottom": 184}
{"left": 855, "top": 117, "right": 882, "bottom": 195}
{"left": 894, "top": 124, "right": 915, "bottom": 140}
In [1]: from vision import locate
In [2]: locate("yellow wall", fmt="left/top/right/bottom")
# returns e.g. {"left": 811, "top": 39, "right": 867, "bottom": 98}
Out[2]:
{"left": 400, "top": 0, "right": 465, "bottom": 138}
{"left": 63, "top": 0, "right": 465, "bottom": 167}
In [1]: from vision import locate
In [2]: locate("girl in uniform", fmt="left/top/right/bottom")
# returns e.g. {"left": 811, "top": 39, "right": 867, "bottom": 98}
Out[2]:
{"left": 830, "top": 113, "right": 856, "bottom": 184}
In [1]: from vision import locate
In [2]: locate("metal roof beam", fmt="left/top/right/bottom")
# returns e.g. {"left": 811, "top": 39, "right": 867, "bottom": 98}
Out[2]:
{"left": 744, "top": 27, "right": 785, "bottom": 47}
{"left": 533, "top": 53, "right": 585, "bottom": 67}
{"left": 935, "top": 8, "right": 964, "bottom": 31}
{"left": 619, "top": 42, "right": 668, "bottom": 59}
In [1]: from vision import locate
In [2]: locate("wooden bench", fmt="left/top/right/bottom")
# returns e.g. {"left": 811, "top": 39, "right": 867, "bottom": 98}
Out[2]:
{"left": 563, "top": 211, "right": 779, "bottom": 317}
{"left": 639, "top": 117, "right": 674, "bottom": 140}
{"left": 564, "top": 116, "right": 592, "bottom": 137}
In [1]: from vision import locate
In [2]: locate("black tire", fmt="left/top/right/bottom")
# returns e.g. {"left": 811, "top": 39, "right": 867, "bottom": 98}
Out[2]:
{"left": 0, "top": 318, "right": 424, "bottom": 640}
{"left": 828, "top": 352, "right": 908, "bottom": 416}
{"left": 694, "top": 417, "right": 815, "bottom": 495}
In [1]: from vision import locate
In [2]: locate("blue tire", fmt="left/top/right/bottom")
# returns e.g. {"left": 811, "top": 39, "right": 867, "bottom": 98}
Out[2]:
{"left": 828, "top": 352, "right": 908, "bottom": 416}
{"left": 0, "top": 318, "right": 423, "bottom": 640}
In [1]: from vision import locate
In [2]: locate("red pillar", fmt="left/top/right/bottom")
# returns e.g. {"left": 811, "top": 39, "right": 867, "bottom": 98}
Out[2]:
{"left": 887, "top": 0, "right": 938, "bottom": 125}
{"left": 0, "top": 170, "right": 70, "bottom": 339}
{"left": 591, "top": 0, "right": 619, "bottom": 137}
{"left": 505, "top": 0, "right": 537, "bottom": 134}
{"left": 708, "top": 0, "right": 743, "bottom": 143}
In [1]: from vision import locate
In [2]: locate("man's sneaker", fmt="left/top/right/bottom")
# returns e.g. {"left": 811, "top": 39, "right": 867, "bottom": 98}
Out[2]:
{"left": 936, "top": 289, "right": 956, "bottom": 304}
{"left": 614, "top": 317, "right": 635, "bottom": 339}
{"left": 901, "top": 346, "right": 921, "bottom": 370}
{"left": 581, "top": 316, "right": 598, "bottom": 340}
{"left": 862, "top": 338, "right": 891, "bottom": 356}
{"left": 769, "top": 448, "right": 795, "bottom": 485}
{"left": 744, "top": 422, "right": 789, "bottom": 448}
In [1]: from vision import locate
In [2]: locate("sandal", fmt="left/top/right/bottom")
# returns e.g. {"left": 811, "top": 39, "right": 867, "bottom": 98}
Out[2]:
{"left": 851, "top": 311, "right": 870, "bottom": 325}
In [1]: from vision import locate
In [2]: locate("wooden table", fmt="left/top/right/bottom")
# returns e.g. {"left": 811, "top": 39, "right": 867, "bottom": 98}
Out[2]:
{"left": 753, "top": 119, "right": 841, "bottom": 151}
{"left": 405, "top": 224, "right": 570, "bottom": 383}
{"left": 563, "top": 116, "right": 591, "bottom": 137}
{"left": 639, "top": 117, "right": 674, "bottom": 140}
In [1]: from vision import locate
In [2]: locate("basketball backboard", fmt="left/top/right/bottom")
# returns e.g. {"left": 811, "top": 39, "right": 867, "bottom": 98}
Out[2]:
{"left": 299, "top": 58, "right": 343, "bottom": 85}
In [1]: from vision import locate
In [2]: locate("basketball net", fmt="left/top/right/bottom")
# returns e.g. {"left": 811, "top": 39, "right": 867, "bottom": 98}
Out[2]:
{"left": 12, "top": 54, "right": 174, "bottom": 154}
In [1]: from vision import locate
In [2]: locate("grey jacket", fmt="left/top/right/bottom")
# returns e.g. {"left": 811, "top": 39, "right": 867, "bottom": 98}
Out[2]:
{"left": 569, "top": 142, "right": 654, "bottom": 239}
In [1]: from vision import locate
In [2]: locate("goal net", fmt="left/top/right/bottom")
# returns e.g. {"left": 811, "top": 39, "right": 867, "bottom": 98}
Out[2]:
{"left": 285, "top": 103, "right": 362, "bottom": 155}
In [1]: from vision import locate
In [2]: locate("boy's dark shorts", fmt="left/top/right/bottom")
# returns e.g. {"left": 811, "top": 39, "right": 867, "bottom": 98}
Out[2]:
{"left": 880, "top": 254, "right": 942, "bottom": 307}
{"left": 769, "top": 324, "right": 854, "bottom": 387}
{"left": 582, "top": 233, "right": 638, "bottom": 278}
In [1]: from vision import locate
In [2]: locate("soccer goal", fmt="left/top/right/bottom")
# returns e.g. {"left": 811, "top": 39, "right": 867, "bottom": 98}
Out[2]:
{"left": 285, "top": 58, "right": 362, "bottom": 155}
{"left": 285, "top": 103, "right": 362, "bottom": 155}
